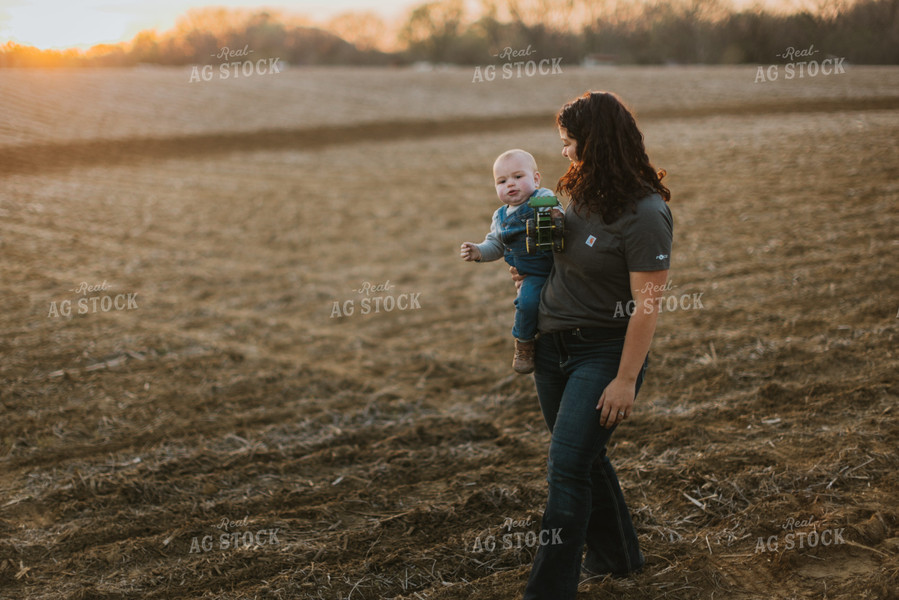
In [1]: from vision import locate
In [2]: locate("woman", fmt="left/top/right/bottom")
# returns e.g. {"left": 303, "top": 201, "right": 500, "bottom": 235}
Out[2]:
{"left": 516, "top": 91, "right": 672, "bottom": 599}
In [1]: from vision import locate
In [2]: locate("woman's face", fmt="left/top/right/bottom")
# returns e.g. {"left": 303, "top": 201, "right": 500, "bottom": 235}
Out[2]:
{"left": 559, "top": 126, "right": 578, "bottom": 164}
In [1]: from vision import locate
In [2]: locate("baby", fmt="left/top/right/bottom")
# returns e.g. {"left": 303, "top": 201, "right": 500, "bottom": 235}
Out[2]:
{"left": 460, "top": 149, "right": 562, "bottom": 374}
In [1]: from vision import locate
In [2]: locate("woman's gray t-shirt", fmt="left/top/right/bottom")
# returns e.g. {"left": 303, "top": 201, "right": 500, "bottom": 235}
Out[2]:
{"left": 538, "top": 194, "right": 673, "bottom": 332}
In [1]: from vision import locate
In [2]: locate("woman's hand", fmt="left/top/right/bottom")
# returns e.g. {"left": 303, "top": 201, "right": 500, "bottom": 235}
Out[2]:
{"left": 596, "top": 377, "right": 636, "bottom": 428}
{"left": 509, "top": 266, "right": 526, "bottom": 290}
{"left": 596, "top": 269, "right": 668, "bottom": 428}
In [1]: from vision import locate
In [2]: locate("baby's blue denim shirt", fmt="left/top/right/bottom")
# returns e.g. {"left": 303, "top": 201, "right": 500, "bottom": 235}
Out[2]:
{"left": 475, "top": 187, "right": 560, "bottom": 277}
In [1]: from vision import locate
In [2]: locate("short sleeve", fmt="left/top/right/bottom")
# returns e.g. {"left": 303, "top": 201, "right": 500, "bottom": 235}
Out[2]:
{"left": 621, "top": 195, "right": 673, "bottom": 271}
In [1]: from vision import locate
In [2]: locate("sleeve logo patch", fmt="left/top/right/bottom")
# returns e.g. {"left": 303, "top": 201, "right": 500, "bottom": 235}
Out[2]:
{"left": 656, "top": 254, "right": 668, "bottom": 260}
{"left": 586, "top": 235, "right": 597, "bottom": 247}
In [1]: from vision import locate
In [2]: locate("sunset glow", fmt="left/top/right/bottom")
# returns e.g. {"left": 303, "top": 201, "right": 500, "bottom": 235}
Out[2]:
{"left": 0, "top": 0, "right": 408, "bottom": 50}
{"left": 0, "top": 0, "right": 844, "bottom": 51}
{"left": 1, "top": 0, "right": 149, "bottom": 49}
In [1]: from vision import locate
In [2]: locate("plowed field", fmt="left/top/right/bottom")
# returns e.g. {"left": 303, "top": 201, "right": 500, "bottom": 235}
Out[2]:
{"left": 1, "top": 64, "right": 897, "bottom": 599}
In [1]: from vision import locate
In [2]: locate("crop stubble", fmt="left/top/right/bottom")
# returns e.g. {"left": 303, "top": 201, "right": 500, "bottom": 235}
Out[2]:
{"left": 0, "top": 66, "right": 897, "bottom": 599}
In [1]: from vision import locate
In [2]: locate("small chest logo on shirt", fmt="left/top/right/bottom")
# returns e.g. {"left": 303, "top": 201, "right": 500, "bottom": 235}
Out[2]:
{"left": 585, "top": 235, "right": 597, "bottom": 247}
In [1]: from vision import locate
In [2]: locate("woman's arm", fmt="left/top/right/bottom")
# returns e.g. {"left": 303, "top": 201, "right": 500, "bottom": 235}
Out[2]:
{"left": 596, "top": 269, "right": 668, "bottom": 428}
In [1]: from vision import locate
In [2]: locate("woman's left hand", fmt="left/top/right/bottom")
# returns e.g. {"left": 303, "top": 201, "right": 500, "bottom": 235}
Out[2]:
{"left": 595, "top": 269, "right": 668, "bottom": 428}
{"left": 596, "top": 377, "right": 636, "bottom": 428}
{"left": 509, "top": 266, "right": 526, "bottom": 290}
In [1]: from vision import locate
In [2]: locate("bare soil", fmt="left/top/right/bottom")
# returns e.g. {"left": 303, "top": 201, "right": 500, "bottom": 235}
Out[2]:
{"left": 0, "top": 65, "right": 897, "bottom": 599}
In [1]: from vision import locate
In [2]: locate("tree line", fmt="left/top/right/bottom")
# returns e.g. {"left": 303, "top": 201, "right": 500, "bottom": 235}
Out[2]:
{"left": 1, "top": 0, "right": 896, "bottom": 68}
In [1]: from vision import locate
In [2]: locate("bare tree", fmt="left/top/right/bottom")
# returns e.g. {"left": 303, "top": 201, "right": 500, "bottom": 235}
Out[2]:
{"left": 399, "top": 0, "right": 467, "bottom": 61}
{"left": 328, "top": 11, "right": 391, "bottom": 51}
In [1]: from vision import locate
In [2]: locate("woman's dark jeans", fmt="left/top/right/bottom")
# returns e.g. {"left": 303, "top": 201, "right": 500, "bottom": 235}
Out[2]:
{"left": 523, "top": 329, "right": 647, "bottom": 600}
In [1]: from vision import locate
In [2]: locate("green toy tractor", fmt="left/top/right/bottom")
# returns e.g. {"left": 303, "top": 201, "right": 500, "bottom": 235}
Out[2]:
{"left": 525, "top": 195, "right": 564, "bottom": 254}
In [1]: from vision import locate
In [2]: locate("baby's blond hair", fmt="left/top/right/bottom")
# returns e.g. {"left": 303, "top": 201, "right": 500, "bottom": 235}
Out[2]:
{"left": 494, "top": 149, "right": 538, "bottom": 172}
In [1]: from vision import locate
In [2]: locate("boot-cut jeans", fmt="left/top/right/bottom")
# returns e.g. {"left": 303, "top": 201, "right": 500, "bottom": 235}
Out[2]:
{"left": 523, "top": 328, "right": 647, "bottom": 600}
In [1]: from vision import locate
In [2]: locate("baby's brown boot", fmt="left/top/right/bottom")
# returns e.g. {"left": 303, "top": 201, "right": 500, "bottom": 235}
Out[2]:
{"left": 513, "top": 339, "right": 535, "bottom": 374}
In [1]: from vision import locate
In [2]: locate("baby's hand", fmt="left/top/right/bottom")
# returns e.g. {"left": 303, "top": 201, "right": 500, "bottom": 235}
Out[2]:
{"left": 460, "top": 242, "right": 481, "bottom": 262}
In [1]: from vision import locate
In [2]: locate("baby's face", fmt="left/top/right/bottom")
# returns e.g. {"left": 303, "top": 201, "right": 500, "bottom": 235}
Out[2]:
{"left": 493, "top": 154, "right": 540, "bottom": 206}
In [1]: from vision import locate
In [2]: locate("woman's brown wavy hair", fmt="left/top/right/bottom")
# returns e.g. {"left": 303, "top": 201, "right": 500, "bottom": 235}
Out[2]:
{"left": 556, "top": 91, "right": 670, "bottom": 223}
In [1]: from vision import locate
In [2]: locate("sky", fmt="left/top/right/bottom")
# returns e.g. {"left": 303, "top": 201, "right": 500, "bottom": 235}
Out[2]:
{"left": 0, "top": 0, "right": 412, "bottom": 49}
{"left": 0, "top": 0, "right": 821, "bottom": 50}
